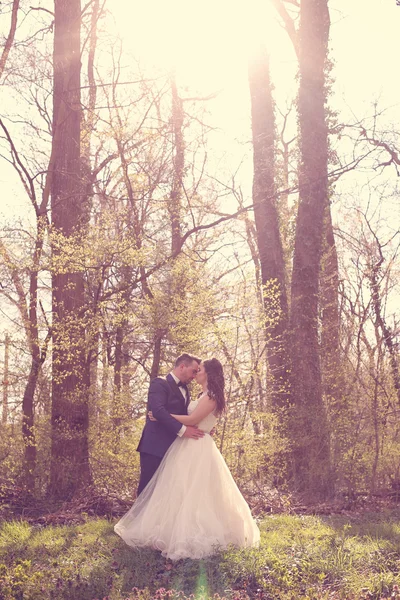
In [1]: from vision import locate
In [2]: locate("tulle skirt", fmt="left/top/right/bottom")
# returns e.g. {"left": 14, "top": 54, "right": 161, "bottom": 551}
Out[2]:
{"left": 114, "top": 434, "right": 260, "bottom": 560}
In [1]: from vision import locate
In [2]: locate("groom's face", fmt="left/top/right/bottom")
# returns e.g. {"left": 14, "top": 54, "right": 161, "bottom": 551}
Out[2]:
{"left": 180, "top": 360, "right": 200, "bottom": 383}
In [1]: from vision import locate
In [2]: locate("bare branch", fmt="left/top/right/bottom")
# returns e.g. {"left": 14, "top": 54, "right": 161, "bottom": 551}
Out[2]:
{"left": 0, "top": 117, "right": 37, "bottom": 208}
{"left": 0, "top": 0, "right": 20, "bottom": 80}
{"left": 28, "top": 5, "right": 54, "bottom": 17}
{"left": 270, "top": 0, "right": 299, "bottom": 58}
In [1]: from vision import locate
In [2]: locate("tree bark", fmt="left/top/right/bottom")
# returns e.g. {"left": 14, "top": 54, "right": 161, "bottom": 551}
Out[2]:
{"left": 150, "top": 330, "right": 163, "bottom": 380}
{"left": 248, "top": 48, "right": 290, "bottom": 412}
{"left": 169, "top": 73, "right": 184, "bottom": 255}
{"left": 320, "top": 205, "right": 341, "bottom": 477}
{"left": 289, "top": 0, "right": 332, "bottom": 498}
{"left": 50, "top": 0, "right": 91, "bottom": 499}
{"left": 81, "top": 0, "right": 100, "bottom": 218}
{"left": 320, "top": 207, "right": 340, "bottom": 398}
{"left": 2, "top": 334, "right": 9, "bottom": 424}
{"left": 369, "top": 245, "right": 400, "bottom": 407}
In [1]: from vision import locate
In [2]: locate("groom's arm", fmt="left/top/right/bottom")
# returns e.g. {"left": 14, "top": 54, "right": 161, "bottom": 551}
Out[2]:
{"left": 148, "top": 378, "right": 184, "bottom": 436}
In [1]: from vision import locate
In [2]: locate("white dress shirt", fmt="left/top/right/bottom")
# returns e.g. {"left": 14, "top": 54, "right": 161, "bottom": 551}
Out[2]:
{"left": 169, "top": 372, "right": 187, "bottom": 436}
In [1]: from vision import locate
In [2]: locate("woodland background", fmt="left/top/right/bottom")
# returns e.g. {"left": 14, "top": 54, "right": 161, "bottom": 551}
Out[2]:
{"left": 0, "top": 0, "right": 399, "bottom": 512}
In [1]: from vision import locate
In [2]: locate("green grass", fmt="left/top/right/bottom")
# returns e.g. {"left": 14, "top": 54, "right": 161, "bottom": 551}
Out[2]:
{"left": 0, "top": 512, "right": 400, "bottom": 599}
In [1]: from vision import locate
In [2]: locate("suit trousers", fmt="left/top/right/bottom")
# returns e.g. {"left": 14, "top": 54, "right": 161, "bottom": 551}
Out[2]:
{"left": 137, "top": 452, "right": 162, "bottom": 496}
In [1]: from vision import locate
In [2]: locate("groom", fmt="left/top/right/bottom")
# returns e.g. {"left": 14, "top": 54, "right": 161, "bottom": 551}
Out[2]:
{"left": 136, "top": 353, "right": 204, "bottom": 495}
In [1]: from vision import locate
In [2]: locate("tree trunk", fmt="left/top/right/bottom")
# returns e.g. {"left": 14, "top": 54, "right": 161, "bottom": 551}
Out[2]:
{"left": 99, "top": 327, "right": 109, "bottom": 429}
{"left": 112, "top": 320, "right": 126, "bottom": 434}
{"left": 150, "top": 330, "right": 163, "bottom": 380}
{"left": 50, "top": 0, "right": 91, "bottom": 500}
{"left": 277, "top": 103, "right": 296, "bottom": 287}
{"left": 81, "top": 0, "right": 100, "bottom": 219}
{"left": 2, "top": 334, "right": 9, "bottom": 424}
{"left": 320, "top": 207, "right": 340, "bottom": 398}
{"left": 22, "top": 362, "right": 38, "bottom": 493}
{"left": 290, "top": 0, "right": 332, "bottom": 498}
{"left": 169, "top": 73, "right": 184, "bottom": 255}
{"left": 370, "top": 248, "right": 400, "bottom": 407}
{"left": 320, "top": 205, "right": 341, "bottom": 476}
{"left": 248, "top": 48, "right": 290, "bottom": 412}
{"left": 0, "top": 0, "right": 20, "bottom": 80}
{"left": 22, "top": 213, "right": 51, "bottom": 493}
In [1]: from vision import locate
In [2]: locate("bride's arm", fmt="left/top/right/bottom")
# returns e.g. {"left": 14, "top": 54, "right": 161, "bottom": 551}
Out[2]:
{"left": 171, "top": 395, "right": 216, "bottom": 426}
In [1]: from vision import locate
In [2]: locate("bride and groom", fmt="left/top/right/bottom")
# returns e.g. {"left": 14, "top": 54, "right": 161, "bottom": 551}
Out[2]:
{"left": 114, "top": 353, "right": 260, "bottom": 560}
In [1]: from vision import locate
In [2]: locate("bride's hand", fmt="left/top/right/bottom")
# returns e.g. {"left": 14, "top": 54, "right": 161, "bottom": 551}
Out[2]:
{"left": 148, "top": 411, "right": 157, "bottom": 421}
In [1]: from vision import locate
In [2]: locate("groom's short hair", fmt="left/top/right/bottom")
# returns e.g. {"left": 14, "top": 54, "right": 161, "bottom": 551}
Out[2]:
{"left": 175, "top": 353, "right": 201, "bottom": 368}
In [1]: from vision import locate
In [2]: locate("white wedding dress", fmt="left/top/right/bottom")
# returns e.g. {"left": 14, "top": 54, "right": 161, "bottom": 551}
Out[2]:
{"left": 114, "top": 397, "right": 260, "bottom": 560}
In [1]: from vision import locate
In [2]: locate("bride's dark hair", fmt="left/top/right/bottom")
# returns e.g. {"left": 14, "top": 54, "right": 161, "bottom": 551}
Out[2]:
{"left": 203, "top": 358, "right": 225, "bottom": 415}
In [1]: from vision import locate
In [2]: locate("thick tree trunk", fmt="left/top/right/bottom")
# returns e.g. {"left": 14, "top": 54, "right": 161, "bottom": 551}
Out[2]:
{"left": 290, "top": 0, "right": 332, "bottom": 498}
{"left": 248, "top": 48, "right": 290, "bottom": 411}
{"left": 50, "top": 0, "right": 91, "bottom": 500}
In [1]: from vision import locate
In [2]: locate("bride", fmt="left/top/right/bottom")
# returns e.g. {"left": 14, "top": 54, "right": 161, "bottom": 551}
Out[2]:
{"left": 114, "top": 358, "right": 260, "bottom": 560}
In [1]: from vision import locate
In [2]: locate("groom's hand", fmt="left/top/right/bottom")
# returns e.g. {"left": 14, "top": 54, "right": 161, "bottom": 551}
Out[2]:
{"left": 183, "top": 426, "right": 205, "bottom": 439}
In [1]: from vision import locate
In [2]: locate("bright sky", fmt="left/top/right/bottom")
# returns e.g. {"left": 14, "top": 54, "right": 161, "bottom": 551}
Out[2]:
{"left": 109, "top": 0, "right": 400, "bottom": 191}
{"left": 112, "top": 0, "right": 287, "bottom": 87}
{"left": 331, "top": 0, "right": 400, "bottom": 110}
{"left": 1, "top": 0, "right": 399, "bottom": 222}
{"left": 111, "top": 0, "right": 400, "bottom": 110}
{"left": 110, "top": 0, "right": 400, "bottom": 316}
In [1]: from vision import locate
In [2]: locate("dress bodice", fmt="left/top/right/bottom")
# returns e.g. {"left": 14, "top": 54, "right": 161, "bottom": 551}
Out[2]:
{"left": 188, "top": 398, "right": 217, "bottom": 433}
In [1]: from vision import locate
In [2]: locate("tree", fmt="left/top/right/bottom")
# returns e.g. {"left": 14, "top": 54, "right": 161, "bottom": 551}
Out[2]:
{"left": 336, "top": 200, "right": 400, "bottom": 494}
{"left": 250, "top": 0, "right": 334, "bottom": 496}
{"left": 0, "top": 0, "right": 20, "bottom": 81}
{"left": 2, "top": 334, "right": 9, "bottom": 424}
{"left": 320, "top": 205, "right": 342, "bottom": 472}
{"left": 49, "top": 0, "right": 91, "bottom": 499}
{"left": 248, "top": 47, "right": 290, "bottom": 416}
{"left": 288, "top": 0, "right": 332, "bottom": 497}
{"left": 0, "top": 114, "right": 52, "bottom": 493}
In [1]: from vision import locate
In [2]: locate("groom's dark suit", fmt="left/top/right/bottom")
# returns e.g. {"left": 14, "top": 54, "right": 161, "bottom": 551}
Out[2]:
{"left": 136, "top": 374, "right": 190, "bottom": 494}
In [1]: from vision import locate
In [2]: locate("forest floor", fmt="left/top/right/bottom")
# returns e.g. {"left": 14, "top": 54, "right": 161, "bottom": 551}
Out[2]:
{"left": 1, "top": 506, "right": 400, "bottom": 600}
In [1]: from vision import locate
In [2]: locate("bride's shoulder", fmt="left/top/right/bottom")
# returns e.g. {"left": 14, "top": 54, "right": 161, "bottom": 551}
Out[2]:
{"left": 197, "top": 391, "right": 211, "bottom": 400}
{"left": 198, "top": 392, "right": 216, "bottom": 407}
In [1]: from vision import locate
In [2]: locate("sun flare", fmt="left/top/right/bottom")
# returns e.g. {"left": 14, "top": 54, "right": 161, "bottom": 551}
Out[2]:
{"left": 112, "top": 0, "right": 292, "bottom": 92}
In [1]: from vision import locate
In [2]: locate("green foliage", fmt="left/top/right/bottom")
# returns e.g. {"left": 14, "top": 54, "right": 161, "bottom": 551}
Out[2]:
{"left": 89, "top": 402, "right": 142, "bottom": 494}
{"left": 214, "top": 410, "right": 289, "bottom": 488}
{"left": 144, "top": 253, "right": 217, "bottom": 356}
{"left": 1, "top": 513, "right": 400, "bottom": 599}
{"left": 0, "top": 423, "right": 25, "bottom": 493}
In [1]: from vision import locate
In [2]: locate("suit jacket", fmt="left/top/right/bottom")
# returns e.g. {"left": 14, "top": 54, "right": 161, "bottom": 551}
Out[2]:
{"left": 137, "top": 374, "right": 190, "bottom": 458}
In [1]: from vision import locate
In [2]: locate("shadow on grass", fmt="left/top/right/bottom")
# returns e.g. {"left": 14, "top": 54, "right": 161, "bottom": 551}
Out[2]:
{"left": 319, "top": 509, "right": 400, "bottom": 547}
{"left": 108, "top": 540, "right": 229, "bottom": 598}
